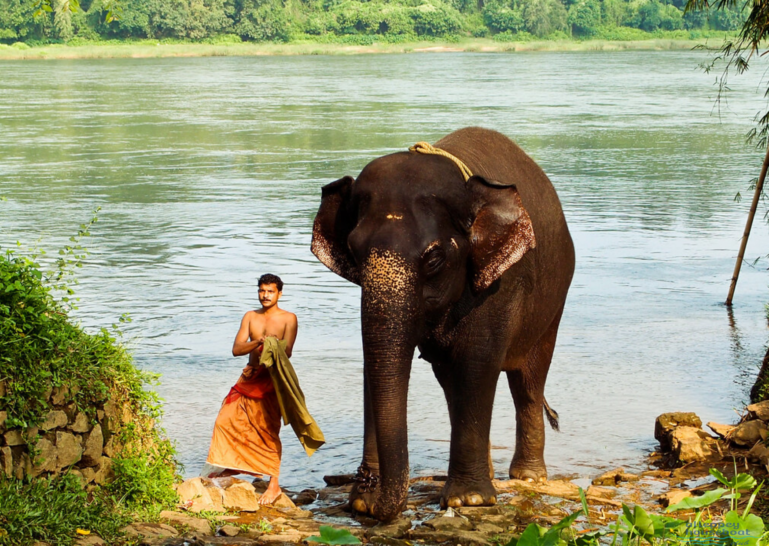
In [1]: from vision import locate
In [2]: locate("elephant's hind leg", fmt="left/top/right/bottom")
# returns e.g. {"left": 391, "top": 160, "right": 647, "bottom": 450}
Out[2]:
{"left": 507, "top": 307, "right": 564, "bottom": 482}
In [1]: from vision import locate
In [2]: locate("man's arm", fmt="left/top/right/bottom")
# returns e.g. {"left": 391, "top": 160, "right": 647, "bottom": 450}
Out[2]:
{"left": 232, "top": 312, "right": 262, "bottom": 357}
{"left": 283, "top": 313, "right": 298, "bottom": 358}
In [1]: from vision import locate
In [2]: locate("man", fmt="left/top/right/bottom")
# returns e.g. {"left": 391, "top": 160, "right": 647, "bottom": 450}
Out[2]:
{"left": 203, "top": 273, "right": 297, "bottom": 505}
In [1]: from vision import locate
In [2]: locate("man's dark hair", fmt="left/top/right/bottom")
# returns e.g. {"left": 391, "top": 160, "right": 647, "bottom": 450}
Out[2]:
{"left": 259, "top": 273, "right": 283, "bottom": 292}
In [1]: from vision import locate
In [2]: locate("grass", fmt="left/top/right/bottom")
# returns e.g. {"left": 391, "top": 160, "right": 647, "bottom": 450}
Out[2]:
{"left": 0, "top": 474, "right": 132, "bottom": 545}
{"left": 0, "top": 33, "right": 737, "bottom": 60}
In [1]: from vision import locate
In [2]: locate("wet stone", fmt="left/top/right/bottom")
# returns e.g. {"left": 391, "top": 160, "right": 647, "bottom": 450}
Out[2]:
{"left": 323, "top": 474, "right": 356, "bottom": 486}
{"left": 365, "top": 517, "right": 412, "bottom": 539}
{"left": 426, "top": 515, "right": 473, "bottom": 532}
{"left": 219, "top": 524, "right": 240, "bottom": 537}
{"left": 290, "top": 488, "right": 318, "bottom": 506}
{"left": 408, "top": 527, "right": 490, "bottom": 546}
{"left": 473, "top": 522, "right": 505, "bottom": 535}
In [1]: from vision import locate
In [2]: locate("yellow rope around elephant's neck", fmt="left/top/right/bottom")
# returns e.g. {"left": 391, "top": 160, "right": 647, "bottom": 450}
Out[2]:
{"left": 409, "top": 142, "right": 473, "bottom": 182}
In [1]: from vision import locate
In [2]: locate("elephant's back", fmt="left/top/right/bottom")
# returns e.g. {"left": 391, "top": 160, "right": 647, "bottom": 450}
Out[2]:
{"left": 435, "top": 127, "right": 555, "bottom": 205}
{"left": 435, "top": 127, "right": 571, "bottom": 246}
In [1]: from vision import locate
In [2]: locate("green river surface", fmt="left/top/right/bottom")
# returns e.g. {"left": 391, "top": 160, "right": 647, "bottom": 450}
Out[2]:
{"left": 1, "top": 51, "right": 769, "bottom": 490}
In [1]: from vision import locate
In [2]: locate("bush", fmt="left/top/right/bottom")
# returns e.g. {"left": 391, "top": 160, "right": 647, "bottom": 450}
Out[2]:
{"left": 483, "top": 0, "right": 525, "bottom": 33}
{"left": 0, "top": 474, "right": 130, "bottom": 545}
{"left": 233, "top": 0, "right": 291, "bottom": 41}
{"left": 411, "top": 2, "right": 463, "bottom": 36}
{"left": 0, "top": 209, "right": 179, "bottom": 535}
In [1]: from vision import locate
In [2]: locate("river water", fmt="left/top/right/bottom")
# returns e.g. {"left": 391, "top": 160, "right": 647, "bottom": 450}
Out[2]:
{"left": 2, "top": 51, "right": 769, "bottom": 491}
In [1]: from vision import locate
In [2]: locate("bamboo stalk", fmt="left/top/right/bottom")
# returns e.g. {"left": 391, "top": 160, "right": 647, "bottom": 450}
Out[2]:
{"left": 726, "top": 140, "right": 769, "bottom": 305}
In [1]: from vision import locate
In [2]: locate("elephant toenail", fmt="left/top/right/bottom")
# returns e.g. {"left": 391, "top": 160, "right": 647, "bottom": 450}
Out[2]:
{"left": 487, "top": 495, "right": 497, "bottom": 504}
{"left": 448, "top": 497, "right": 463, "bottom": 508}
{"left": 352, "top": 499, "right": 368, "bottom": 513}
{"left": 525, "top": 477, "right": 535, "bottom": 483}
{"left": 466, "top": 494, "right": 483, "bottom": 506}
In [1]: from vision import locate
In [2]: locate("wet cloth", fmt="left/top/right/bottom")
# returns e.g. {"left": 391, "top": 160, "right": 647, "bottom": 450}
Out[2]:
{"left": 260, "top": 337, "right": 325, "bottom": 456}
{"left": 205, "top": 361, "right": 282, "bottom": 477}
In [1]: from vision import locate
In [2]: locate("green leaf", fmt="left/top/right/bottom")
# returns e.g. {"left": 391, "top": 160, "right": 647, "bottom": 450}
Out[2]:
{"left": 732, "top": 473, "right": 758, "bottom": 491}
{"left": 666, "top": 488, "right": 727, "bottom": 512}
{"left": 709, "top": 468, "right": 730, "bottom": 487}
{"left": 632, "top": 506, "right": 654, "bottom": 539}
{"left": 622, "top": 504, "right": 633, "bottom": 523}
{"left": 724, "top": 510, "right": 765, "bottom": 546}
{"left": 579, "top": 486, "right": 590, "bottom": 524}
{"left": 306, "top": 526, "right": 361, "bottom": 545}
{"left": 515, "top": 523, "right": 543, "bottom": 546}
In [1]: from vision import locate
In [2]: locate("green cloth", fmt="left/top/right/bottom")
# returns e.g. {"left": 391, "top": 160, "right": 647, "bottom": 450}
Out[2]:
{"left": 259, "top": 337, "right": 325, "bottom": 457}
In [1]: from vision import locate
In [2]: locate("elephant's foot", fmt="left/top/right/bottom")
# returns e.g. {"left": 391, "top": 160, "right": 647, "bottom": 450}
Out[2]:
{"left": 509, "top": 460, "right": 547, "bottom": 482}
{"left": 350, "top": 464, "right": 380, "bottom": 516}
{"left": 440, "top": 477, "right": 497, "bottom": 509}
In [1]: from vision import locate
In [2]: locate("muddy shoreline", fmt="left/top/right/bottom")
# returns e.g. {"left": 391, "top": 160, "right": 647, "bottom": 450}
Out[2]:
{"left": 0, "top": 37, "right": 731, "bottom": 61}
{"left": 90, "top": 405, "right": 769, "bottom": 546}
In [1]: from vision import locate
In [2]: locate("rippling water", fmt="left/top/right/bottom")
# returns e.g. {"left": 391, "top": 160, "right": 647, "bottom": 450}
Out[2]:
{"left": 2, "top": 51, "right": 769, "bottom": 490}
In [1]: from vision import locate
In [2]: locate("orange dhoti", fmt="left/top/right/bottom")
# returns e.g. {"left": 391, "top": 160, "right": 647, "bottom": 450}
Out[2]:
{"left": 205, "top": 364, "right": 282, "bottom": 477}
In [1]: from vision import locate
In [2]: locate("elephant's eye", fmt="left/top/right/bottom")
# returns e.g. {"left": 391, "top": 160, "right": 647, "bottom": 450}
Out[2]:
{"left": 423, "top": 247, "right": 446, "bottom": 277}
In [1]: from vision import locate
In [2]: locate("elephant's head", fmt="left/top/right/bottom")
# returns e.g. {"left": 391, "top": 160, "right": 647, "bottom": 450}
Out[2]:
{"left": 311, "top": 151, "right": 536, "bottom": 521}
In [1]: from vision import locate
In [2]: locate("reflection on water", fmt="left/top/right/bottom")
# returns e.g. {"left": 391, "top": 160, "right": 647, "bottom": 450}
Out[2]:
{"left": 2, "top": 51, "right": 769, "bottom": 489}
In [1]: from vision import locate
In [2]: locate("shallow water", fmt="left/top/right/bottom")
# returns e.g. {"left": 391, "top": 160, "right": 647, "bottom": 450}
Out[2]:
{"left": 2, "top": 51, "right": 769, "bottom": 491}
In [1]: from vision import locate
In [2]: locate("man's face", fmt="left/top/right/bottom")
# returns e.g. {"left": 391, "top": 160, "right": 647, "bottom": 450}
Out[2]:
{"left": 258, "top": 283, "right": 281, "bottom": 309}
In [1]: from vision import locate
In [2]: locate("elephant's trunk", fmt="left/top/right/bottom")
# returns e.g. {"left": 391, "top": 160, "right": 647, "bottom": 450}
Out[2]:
{"left": 360, "top": 249, "right": 420, "bottom": 522}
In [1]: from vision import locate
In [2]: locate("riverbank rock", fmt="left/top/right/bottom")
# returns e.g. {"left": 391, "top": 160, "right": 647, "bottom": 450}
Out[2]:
{"left": 159, "top": 510, "right": 213, "bottom": 536}
{"left": 655, "top": 412, "right": 702, "bottom": 450}
{"left": 592, "top": 467, "right": 640, "bottom": 486}
{"left": 747, "top": 401, "right": 769, "bottom": 421}
{"left": 123, "top": 523, "right": 179, "bottom": 540}
{"left": 659, "top": 490, "right": 692, "bottom": 508}
{"left": 707, "top": 422, "right": 734, "bottom": 439}
{"left": 669, "top": 427, "right": 718, "bottom": 462}
{"left": 223, "top": 481, "right": 260, "bottom": 512}
{"left": 731, "top": 420, "right": 767, "bottom": 447}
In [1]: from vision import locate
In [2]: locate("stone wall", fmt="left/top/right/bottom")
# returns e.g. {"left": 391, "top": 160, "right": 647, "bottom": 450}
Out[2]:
{"left": 0, "top": 380, "right": 146, "bottom": 487}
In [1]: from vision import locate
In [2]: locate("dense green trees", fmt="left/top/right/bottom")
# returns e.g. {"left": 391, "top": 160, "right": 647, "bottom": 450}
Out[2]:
{"left": 0, "top": 0, "right": 748, "bottom": 44}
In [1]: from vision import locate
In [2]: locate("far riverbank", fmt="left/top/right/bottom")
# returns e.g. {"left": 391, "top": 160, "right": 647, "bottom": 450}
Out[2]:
{"left": 0, "top": 36, "right": 732, "bottom": 60}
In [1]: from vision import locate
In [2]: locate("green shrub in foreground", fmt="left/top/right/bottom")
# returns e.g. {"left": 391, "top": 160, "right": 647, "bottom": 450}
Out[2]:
{"left": 0, "top": 474, "right": 130, "bottom": 546}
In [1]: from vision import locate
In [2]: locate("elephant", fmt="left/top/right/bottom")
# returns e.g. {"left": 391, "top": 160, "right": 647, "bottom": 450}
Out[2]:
{"left": 310, "top": 127, "right": 575, "bottom": 523}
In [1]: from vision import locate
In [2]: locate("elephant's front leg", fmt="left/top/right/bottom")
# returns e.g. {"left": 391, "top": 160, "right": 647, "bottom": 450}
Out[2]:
{"left": 441, "top": 360, "right": 499, "bottom": 508}
{"left": 351, "top": 367, "right": 380, "bottom": 515}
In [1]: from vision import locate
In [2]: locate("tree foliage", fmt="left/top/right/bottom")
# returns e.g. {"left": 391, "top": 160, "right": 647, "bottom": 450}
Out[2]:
{"left": 0, "top": 0, "right": 748, "bottom": 43}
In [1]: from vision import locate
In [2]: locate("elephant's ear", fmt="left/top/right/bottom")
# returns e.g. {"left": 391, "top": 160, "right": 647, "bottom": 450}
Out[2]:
{"left": 311, "top": 176, "right": 361, "bottom": 285}
{"left": 468, "top": 175, "right": 536, "bottom": 293}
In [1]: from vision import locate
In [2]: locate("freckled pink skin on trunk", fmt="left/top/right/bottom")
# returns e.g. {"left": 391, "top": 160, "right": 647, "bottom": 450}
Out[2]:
{"left": 360, "top": 248, "right": 418, "bottom": 522}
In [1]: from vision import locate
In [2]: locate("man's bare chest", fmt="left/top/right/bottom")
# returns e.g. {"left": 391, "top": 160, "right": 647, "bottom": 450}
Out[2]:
{"left": 249, "top": 314, "right": 286, "bottom": 340}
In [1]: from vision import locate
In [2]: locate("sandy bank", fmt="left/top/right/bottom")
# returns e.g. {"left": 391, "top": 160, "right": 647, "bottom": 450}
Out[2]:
{"left": 0, "top": 37, "right": 726, "bottom": 60}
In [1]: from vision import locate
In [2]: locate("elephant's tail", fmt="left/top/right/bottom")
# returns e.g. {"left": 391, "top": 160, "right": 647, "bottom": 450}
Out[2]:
{"left": 543, "top": 398, "right": 560, "bottom": 431}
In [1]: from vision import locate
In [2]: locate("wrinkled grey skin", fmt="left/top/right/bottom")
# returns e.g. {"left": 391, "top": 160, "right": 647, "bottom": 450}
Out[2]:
{"left": 311, "top": 127, "right": 575, "bottom": 523}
